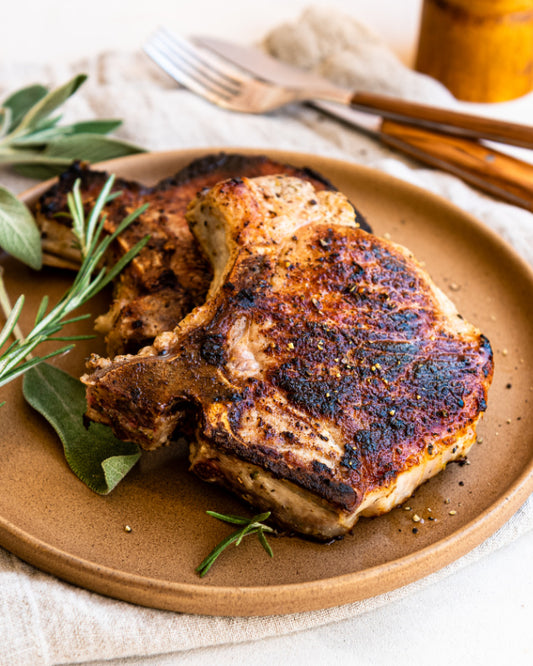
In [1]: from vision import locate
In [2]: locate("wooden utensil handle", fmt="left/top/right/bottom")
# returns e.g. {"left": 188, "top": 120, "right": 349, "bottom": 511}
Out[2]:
{"left": 351, "top": 91, "right": 533, "bottom": 149}
{"left": 379, "top": 119, "right": 533, "bottom": 211}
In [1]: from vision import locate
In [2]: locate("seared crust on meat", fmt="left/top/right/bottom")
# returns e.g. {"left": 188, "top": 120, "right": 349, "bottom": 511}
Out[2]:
{"left": 37, "top": 163, "right": 144, "bottom": 270}
{"left": 82, "top": 176, "right": 493, "bottom": 539}
{"left": 34, "top": 154, "right": 364, "bottom": 356}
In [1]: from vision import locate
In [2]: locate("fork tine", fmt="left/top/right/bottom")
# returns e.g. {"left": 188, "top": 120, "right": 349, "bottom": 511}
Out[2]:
{"left": 144, "top": 28, "right": 250, "bottom": 107}
{"left": 144, "top": 38, "right": 232, "bottom": 104}
{"left": 144, "top": 29, "right": 293, "bottom": 113}
{"left": 157, "top": 29, "right": 244, "bottom": 89}
{"left": 143, "top": 43, "right": 225, "bottom": 105}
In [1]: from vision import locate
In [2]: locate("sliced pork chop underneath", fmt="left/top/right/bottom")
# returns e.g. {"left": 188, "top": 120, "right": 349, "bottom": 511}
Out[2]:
{"left": 83, "top": 175, "right": 493, "bottom": 539}
{"left": 35, "top": 153, "right": 358, "bottom": 356}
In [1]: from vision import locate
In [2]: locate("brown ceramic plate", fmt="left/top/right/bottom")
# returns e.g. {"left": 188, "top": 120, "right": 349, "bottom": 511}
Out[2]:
{"left": 0, "top": 149, "right": 532, "bottom": 617}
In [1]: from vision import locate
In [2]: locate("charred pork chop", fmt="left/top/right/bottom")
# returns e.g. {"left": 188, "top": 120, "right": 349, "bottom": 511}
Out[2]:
{"left": 83, "top": 175, "right": 493, "bottom": 539}
{"left": 35, "top": 154, "right": 362, "bottom": 356}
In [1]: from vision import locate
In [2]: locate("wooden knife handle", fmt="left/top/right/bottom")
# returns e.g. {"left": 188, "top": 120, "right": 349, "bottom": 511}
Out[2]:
{"left": 351, "top": 91, "right": 533, "bottom": 149}
{"left": 379, "top": 119, "right": 533, "bottom": 211}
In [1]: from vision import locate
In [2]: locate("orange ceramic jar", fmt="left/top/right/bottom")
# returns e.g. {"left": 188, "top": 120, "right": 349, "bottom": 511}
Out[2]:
{"left": 415, "top": 0, "right": 533, "bottom": 102}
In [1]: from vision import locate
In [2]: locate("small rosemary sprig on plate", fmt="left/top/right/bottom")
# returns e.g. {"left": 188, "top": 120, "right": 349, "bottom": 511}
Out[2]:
{"left": 0, "top": 174, "right": 149, "bottom": 390}
{"left": 196, "top": 510, "right": 276, "bottom": 577}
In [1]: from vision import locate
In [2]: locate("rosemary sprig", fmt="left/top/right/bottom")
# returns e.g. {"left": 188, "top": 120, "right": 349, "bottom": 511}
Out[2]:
{"left": 196, "top": 510, "right": 275, "bottom": 577}
{"left": 0, "top": 174, "right": 149, "bottom": 390}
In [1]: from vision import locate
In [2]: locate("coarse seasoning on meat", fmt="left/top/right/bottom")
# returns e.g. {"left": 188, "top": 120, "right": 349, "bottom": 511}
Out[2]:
{"left": 82, "top": 175, "right": 493, "bottom": 540}
{"left": 34, "top": 153, "right": 364, "bottom": 356}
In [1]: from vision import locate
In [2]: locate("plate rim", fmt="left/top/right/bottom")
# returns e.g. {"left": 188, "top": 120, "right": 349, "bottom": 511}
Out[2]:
{"left": 20, "top": 146, "right": 533, "bottom": 284}
{"left": 3, "top": 147, "right": 532, "bottom": 616}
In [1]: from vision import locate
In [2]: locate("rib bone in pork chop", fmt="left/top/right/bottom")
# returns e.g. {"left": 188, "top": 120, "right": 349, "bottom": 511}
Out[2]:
{"left": 35, "top": 154, "right": 357, "bottom": 356}
{"left": 83, "top": 175, "right": 493, "bottom": 539}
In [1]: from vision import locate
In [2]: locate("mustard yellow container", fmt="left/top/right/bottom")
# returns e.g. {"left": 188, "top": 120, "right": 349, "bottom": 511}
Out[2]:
{"left": 415, "top": 0, "right": 533, "bottom": 102}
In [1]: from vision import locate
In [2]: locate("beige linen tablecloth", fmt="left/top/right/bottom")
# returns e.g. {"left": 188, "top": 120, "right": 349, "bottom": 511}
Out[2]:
{"left": 0, "top": 8, "right": 532, "bottom": 665}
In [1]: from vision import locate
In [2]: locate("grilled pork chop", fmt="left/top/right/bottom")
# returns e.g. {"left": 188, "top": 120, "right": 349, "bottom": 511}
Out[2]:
{"left": 35, "top": 154, "right": 362, "bottom": 356}
{"left": 83, "top": 175, "right": 493, "bottom": 539}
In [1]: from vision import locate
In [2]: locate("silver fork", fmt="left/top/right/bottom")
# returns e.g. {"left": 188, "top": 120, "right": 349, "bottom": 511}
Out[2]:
{"left": 143, "top": 28, "right": 319, "bottom": 113}
{"left": 143, "top": 28, "right": 533, "bottom": 149}
{"left": 143, "top": 29, "right": 533, "bottom": 210}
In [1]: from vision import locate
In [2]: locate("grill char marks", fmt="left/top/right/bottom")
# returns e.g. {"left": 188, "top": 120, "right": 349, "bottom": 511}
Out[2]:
{"left": 82, "top": 175, "right": 492, "bottom": 539}
{"left": 35, "top": 153, "right": 364, "bottom": 356}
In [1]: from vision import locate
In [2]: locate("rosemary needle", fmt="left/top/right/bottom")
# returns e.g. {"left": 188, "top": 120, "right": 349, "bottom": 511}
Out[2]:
{"left": 0, "top": 174, "right": 149, "bottom": 391}
{"left": 196, "top": 511, "right": 275, "bottom": 577}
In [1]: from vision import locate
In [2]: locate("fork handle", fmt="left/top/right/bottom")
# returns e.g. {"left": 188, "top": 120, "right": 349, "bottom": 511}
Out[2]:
{"left": 351, "top": 91, "right": 533, "bottom": 149}
{"left": 378, "top": 119, "right": 533, "bottom": 211}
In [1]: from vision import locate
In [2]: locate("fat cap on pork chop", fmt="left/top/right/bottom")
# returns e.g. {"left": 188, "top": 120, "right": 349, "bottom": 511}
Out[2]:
{"left": 83, "top": 175, "right": 493, "bottom": 539}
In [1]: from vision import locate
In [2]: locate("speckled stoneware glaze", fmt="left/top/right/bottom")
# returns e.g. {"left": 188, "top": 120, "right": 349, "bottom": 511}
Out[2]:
{"left": 0, "top": 149, "right": 531, "bottom": 616}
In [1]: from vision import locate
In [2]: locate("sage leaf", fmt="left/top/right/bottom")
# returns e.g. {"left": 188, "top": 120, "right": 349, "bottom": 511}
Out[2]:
{"left": 10, "top": 127, "right": 71, "bottom": 147}
{"left": 44, "top": 133, "right": 145, "bottom": 161}
{"left": 23, "top": 363, "right": 141, "bottom": 494}
{"left": 0, "top": 108, "right": 12, "bottom": 138}
{"left": 13, "top": 163, "right": 73, "bottom": 180}
{"left": 2, "top": 84, "right": 48, "bottom": 132}
{"left": 16, "top": 74, "right": 87, "bottom": 132}
{"left": 0, "top": 148, "right": 71, "bottom": 165}
{"left": 10, "top": 135, "right": 145, "bottom": 178}
{"left": 10, "top": 120, "right": 123, "bottom": 148}
{"left": 68, "top": 119, "right": 123, "bottom": 135}
{"left": 0, "top": 185, "right": 42, "bottom": 269}
{"left": 31, "top": 115, "right": 63, "bottom": 134}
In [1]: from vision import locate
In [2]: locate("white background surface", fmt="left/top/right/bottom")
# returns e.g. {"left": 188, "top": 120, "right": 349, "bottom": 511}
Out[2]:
{"left": 1, "top": 1, "right": 532, "bottom": 664}
{"left": 0, "top": 1, "right": 422, "bottom": 66}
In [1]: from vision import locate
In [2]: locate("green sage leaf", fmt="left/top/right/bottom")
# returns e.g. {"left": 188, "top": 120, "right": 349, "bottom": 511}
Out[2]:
{"left": 44, "top": 133, "right": 145, "bottom": 161}
{"left": 23, "top": 363, "right": 141, "bottom": 494}
{"left": 2, "top": 84, "right": 48, "bottom": 132}
{"left": 9, "top": 135, "right": 144, "bottom": 178}
{"left": 0, "top": 185, "right": 42, "bottom": 269}
{"left": 33, "top": 114, "right": 62, "bottom": 131}
{"left": 0, "top": 107, "right": 12, "bottom": 137}
{"left": 10, "top": 119, "right": 123, "bottom": 148}
{"left": 12, "top": 163, "right": 72, "bottom": 180}
{"left": 16, "top": 74, "right": 87, "bottom": 132}
{"left": 67, "top": 119, "right": 123, "bottom": 135}
{"left": 10, "top": 126, "right": 71, "bottom": 147}
{"left": 0, "top": 148, "right": 70, "bottom": 165}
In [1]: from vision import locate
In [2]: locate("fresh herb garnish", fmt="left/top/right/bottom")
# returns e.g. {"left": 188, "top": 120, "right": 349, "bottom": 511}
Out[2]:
{"left": 196, "top": 511, "right": 275, "bottom": 577}
{"left": 0, "top": 174, "right": 149, "bottom": 391}
{"left": 0, "top": 186, "right": 42, "bottom": 269}
{"left": 0, "top": 74, "right": 144, "bottom": 179}
{"left": 23, "top": 363, "right": 140, "bottom": 494}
